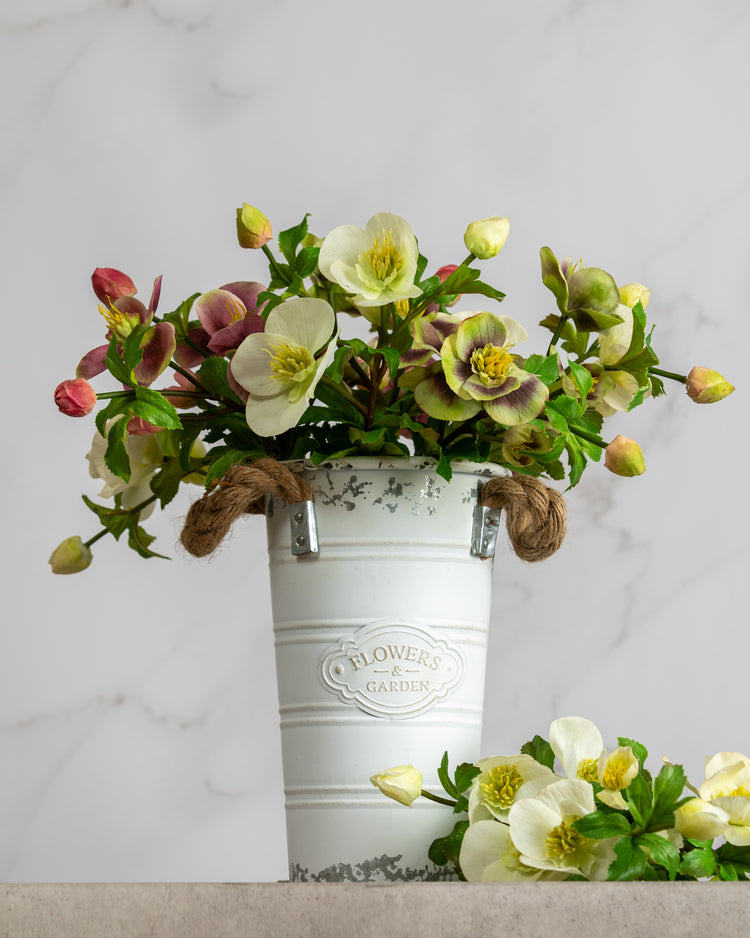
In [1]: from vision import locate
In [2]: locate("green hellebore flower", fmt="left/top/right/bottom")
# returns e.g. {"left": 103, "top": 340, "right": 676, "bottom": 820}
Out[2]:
{"left": 540, "top": 247, "right": 623, "bottom": 333}
{"left": 236, "top": 204, "right": 272, "bottom": 249}
{"left": 685, "top": 367, "right": 735, "bottom": 404}
{"left": 604, "top": 434, "right": 646, "bottom": 477}
{"left": 463, "top": 216, "right": 510, "bottom": 260}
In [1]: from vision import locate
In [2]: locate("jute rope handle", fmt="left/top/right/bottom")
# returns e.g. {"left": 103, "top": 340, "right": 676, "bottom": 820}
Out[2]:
{"left": 180, "top": 459, "right": 566, "bottom": 562}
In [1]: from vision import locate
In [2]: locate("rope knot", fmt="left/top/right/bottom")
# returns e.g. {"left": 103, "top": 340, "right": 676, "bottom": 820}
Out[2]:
{"left": 480, "top": 475, "right": 566, "bottom": 562}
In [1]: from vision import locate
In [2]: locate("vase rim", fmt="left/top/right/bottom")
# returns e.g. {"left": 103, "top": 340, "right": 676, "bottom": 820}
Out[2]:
{"left": 283, "top": 457, "right": 511, "bottom": 477}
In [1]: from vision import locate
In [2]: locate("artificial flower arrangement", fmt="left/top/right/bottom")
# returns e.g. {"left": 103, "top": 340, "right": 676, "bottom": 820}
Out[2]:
{"left": 50, "top": 206, "right": 734, "bottom": 572}
{"left": 370, "top": 717, "right": 750, "bottom": 882}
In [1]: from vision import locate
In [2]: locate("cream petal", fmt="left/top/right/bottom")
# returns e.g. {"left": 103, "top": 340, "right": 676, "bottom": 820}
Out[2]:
{"left": 244, "top": 391, "right": 309, "bottom": 437}
{"left": 459, "top": 820, "right": 512, "bottom": 882}
{"left": 507, "top": 797, "right": 562, "bottom": 859}
{"left": 705, "top": 752, "right": 750, "bottom": 778}
{"left": 598, "top": 306, "right": 634, "bottom": 365}
{"left": 230, "top": 333, "right": 286, "bottom": 396}
{"left": 266, "top": 297, "right": 335, "bottom": 353}
{"left": 549, "top": 717, "right": 604, "bottom": 779}
{"left": 318, "top": 224, "right": 370, "bottom": 284}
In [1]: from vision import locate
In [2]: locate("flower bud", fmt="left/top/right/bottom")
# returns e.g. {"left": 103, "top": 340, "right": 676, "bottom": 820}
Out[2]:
{"left": 604, "top": 434, "right": 646, "bottom": 477}
{"left": 92, "top": 268, "right": 137, "bottom": 304}
{"left": 49, "top": 536, "right": 93, "bottom": 574}
{"left": 463, "top": 216, "right": 510, "bottom": 260}
{"left": 619, "top": 282, "right": 651, "bottom": 310}
{"left": 674, "top": 798, "right": 729, "bottom": 840}
{"left": 236, "top": 203, "right": 272, "bottom": 249}
{"left": 370, "top": 765, "right": 423, "bottom": 806}
{"left": 54, "top": 378, "right": 97, "bottom": 417}
{"left": 685, "top": 367, "right": 735, "bottom": 404}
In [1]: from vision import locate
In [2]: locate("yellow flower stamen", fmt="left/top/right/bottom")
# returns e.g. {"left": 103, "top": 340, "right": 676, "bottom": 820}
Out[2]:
{"left": 479, "top": 764, "right": 525, "bottom": 809}
{"left": 470, "top": 343, "right": 513, "bottom": 382}
{"left": 394, "top": 299, "right": 410, "bottom": 319}
{"left": 576, "top": 758, "right": 599, "bottom": 783}
{"left": 545, "top": 817, "right": 589, "bottom": 861}
{"left": 715, "top": 785, "right": 750, "bottom": 798}
{"left": 98, "top": 302, "right": 137, "bottom": 340}
{"left": 365, "top": 229, "right": 403, "bottom": 283}
{"left": 268, "top": 342, "right": 314, "bottom": 380}
{"left": 570, "top": 257, "right": 586, "bottom": 275}
{"left": 228, "top": 295, "right": 246, "bottom": 324}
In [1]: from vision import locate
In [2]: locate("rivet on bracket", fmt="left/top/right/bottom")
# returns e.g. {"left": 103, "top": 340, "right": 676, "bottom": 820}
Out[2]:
{"left": 471, "top": 504, "right": 502, "bottom": 560}
{"left": 289, "top": 500, "right": 319, "bottom": 556}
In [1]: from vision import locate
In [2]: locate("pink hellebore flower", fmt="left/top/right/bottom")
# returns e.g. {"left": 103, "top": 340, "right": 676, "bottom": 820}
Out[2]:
{"left": 77, "top": 269, "right": 175, "bottom": 387}
{"left": 604, "top": 434, "right": 646, "bottom": 477}
{"left": 54, "top": 378, "right": 97, "bottom": 417}
{"left": 174, "top": 282, "right": 266, "bottom": 370}
{"left": 685, "top": 367, "right": 735, "bottom": 404}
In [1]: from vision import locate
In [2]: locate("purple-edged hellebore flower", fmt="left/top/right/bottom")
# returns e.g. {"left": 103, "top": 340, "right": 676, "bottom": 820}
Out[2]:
{"left": 318, "top": 212, "right": 422, "bottom": 308}
{"left": 464, "top": 216, "right": 510, "bottom": 260}
{"left": 416, "top": 312, "right": 548, "bottom": 426}
{"left": 604, "top": 434, "right": 645, "bottom": 477}
{"left": 54, "top": 378, "right": 97, "bottom": 417}
{"left": 48, "top": 536, "right": 93, "bottom": 574}
{"left": 370, "top": 765, "right": 423, "bottom": 806}
{"left": 175, "top": 282, "right": 266, "bottom": 369}
{"left": 77, "top": 269, "right": 175, "bottom": 387}
{"left": 685, "top": 367, "right": 735, "bottom": 404}
{"left": 230, "top": 296, "right": 337, "bottom": 436}
{"left": 236, "top": 204, "right": 272, "bottom": 249}
{"left": 91, "top": 268, "right": 137, "bottom": 303}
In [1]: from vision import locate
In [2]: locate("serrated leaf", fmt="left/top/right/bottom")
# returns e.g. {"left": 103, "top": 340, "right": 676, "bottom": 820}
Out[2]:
{"left": 617, "top": 737, "right": 648, "bottom": 768}
{"left": 719, "top": 862, "right": 740, "bottom": 882}
{"left": 104, "top": 415, "right": 131, "bottom": 483}
{"left": 127, "top": 518, "right": 169, "bottom": 560}
{"left": 104, "top": 334, "right": 134, "bottom": 386}
{"left": 196, "top": 357, "right": 235, "bottom": 400}
{"left": 520, "top": 735, "right": 555, "bottom": 771}
{"left": 428, "top": 820, "right": 469, "bottom": 876}
{"left": 636, "top": 833, "right": 680, "bottom": 880}
{"left": 567, "top": 360, "right": 593, "bottom": 401}
{"left": 608, "top": 835, "right": 648, "bottom": 881}
{"left": 278, "top": 214, "right": 310, "bottom": 264}
{"left": 81, "top": 495, "right": 131, "bottom": 540}
{"left": 524, "top": 353, "right": 560, "bottom": 387}
{"left": 454, "top": 762, "right": 481, "bottom": 796}
{"left": 133, "top": 387, "right": 182, "bottom": 429}
{"left": 574, "top": 811, "right": 631, "bottom": 840}
{"left": 624, "top": 772, "right": 653, "bottom": 828}
{"left": 679, "top": 844, "right": 717, "bottom": 879}
{"left": 295, "top": 245, "right": 319, "bottom": 278}
{"left": 651, "top": 763, "right": 687, "bottom": 826}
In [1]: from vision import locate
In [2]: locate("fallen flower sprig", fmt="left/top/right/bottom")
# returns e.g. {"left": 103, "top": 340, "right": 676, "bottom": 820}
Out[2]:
{"left": 50, "top": 207, "right": 734, "bottom": 571}
{"left": 371, "top": 717, "right": 750, "bottom": 881}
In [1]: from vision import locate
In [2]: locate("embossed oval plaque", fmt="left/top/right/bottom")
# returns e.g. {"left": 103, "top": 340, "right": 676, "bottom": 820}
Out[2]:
{"left": 319, "top": 619, "right": 465, "bottom": 719}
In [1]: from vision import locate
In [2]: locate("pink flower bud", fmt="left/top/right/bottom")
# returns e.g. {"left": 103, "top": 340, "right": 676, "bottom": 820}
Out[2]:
{"left": 604, "top": 434, "right": 646, "bottom": 477}
{"left": 54, "top": 378, "right": 97, "bottom": 417}
{"left": 92, "top": 268, "right": 137, "bottom": 303}
{"left": 236, "top": 204, "right": 272, "bottom": 249}
{"left": 685, "top": 366, "right": 735, "bottom": 404}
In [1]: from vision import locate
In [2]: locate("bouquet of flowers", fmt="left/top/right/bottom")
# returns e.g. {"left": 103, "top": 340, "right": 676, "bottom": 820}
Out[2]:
{"left": 370, "top": 717, "right": 750, "bottom": 882}
{"left": 50, "top": 206, "right": 733, "bottom": 573}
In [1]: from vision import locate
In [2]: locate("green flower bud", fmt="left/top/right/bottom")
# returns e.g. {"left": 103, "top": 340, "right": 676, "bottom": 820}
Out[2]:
{"left": 685, "top": 367, "right": 735, "bottom": 404}
{"left": 463, "top": 216, "right": 510, "bottom": 260}
{"left": 236, "top": 204, "right": 272, "bottom": 249}
{"left": 604, "top": 434, "right": 646, "bottom": 477}
{"left": 49, "top": 536, "right": 93, "bottom": 574}
{"left": 370, "top": 765, "right": 423, "bottom": 806}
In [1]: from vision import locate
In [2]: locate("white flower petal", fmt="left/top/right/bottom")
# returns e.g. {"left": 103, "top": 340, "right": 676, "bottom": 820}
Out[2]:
{"left": 266, "top": 297, "right": 335, "bottom": 352}
{"left": 459, "top": 820, "right": 512, "bottom": 882}
{"left": 549, "top": 717, "right": 604, "bottom": 778}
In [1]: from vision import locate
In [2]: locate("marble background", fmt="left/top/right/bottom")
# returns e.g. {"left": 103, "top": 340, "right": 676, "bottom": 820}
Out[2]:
{"left": 1, "top": 0, "right": 747, "bottom": 882}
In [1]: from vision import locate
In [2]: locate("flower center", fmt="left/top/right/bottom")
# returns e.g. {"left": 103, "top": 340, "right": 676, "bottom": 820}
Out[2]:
{"left": 545, "top": 817, "right": 589, "bottom": 861}
{"left": 716, "top": 785, "right": 750, "bottom": 798}
{"left": 479, "top": 764, "right": 524, "bottom": 809}
{"left": 268, "top": 342, "right": 314, "bottom": 381}
{"left": 98, "top": 302, "right": 137, "bottom": 340}
{"left": 470, "top": 343, "right": 513, "bottom": 383}
{"left": 364, "top": 230, "right": 403, "bottom": 283}
{"left": 576, "top": 758, "right": 599, "bottom": 783}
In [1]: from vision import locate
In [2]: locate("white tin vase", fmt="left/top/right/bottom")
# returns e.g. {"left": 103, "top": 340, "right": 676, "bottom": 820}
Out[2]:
{"left": 265, "top": 457, "right": 509, "bottom": 882}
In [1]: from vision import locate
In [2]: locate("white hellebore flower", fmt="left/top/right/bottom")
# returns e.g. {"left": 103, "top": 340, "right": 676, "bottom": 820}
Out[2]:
{"left": 508, "top": 777, "right": 618, "bottom": 880}
{"left": 231, "top": 297, "right": 337, "bottom": 436}
{"left": 87, "top": 420, "right": 164, "bottom": 516}
{"left": 370, "top": 765, "right": 423, "bottom": 806}
{"left": 699, "top": 752, "right": 750, "bottom": 846}
{"left": 459, "top": 819, "right": 567, "bottom": 882}
{"left": 674, "top": 798, "right": 729, "bottom": 841}
{"left": 467, "top": 754, "right": 558, "bottom": 823}
{"left": 318, "top": 212, "right": 422, "bottom": 308}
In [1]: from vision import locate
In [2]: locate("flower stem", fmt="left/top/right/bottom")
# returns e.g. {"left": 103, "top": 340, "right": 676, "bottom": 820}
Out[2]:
{"left": 84, "top": 528, "right": 110, "bottom": 548}
{"left": 420, "top": 790, "right": 457, "bottom": 808}
{"left": 320, "top": 376, "right": 368, "bottom": 418}
{"left": 546, "top": 314, "right": 570, "bottom": 355}
{"left": 650, "top": 366, "right": 686, "bottom": 384}
{"left": 568, "top": 423, "right": 607, "bottom": 449}
{"left": 263, "top": 244, "right": 291, "bottom": 287}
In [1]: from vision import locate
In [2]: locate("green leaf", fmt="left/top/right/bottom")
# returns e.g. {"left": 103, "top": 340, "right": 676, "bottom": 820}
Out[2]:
{"left": 524, "top": 353, "right": 560, "bottom": 387}
{"left": 132, "top": 387, "right": 182, "bottom": 430}
{"left": 149, "top": 457, "right": 187, "bottom": 508}
{"left": 278, "top": 213, "right": 310, "bottom": 264}
{"left": 651, "top": 763, "right": 687, "bottom": 827}
{"left": 719, "top": 862, "right": 740, "bottom": 882}
{"left": 679, "top": 843, "right": 717, "bottom": 879}
{"left": 81, "top": 495, "right": 131, "bottom": 540}
{"left": 196, "top": 357, "right": 236, "bottom": 400}
{"left": 520, "top": 735, "right": 555, "bottom": 771}
{"left": 427, "top": 820, "right": 469, "bottom": 876}
{"left": 295, "top": 245, "right": 319, "bottom": 279}
{"left": 624, "top": 772, "right": 653, "bottom": 828}
{"left": 104, "top": 334, "right": 134, "bottom": 386}
{"left": 437, "top": 752, "right": 458, "bottom": 799}
{"left": 608, "top": 835, "right": 648, "bottom": 881}
{"left": 567, "top": 360, "right": 593, "bottom": 401}
{"left": 120, "top": 323, "right": 148, "bottom": 376}
{"left": 454, "top": 762, "right": 481, "bottom": 795}
{"left": 94, "top": 395, "right": 135, "bottom": 438}
{"left": 104, "top": 415, "right": 131, "bottom": 483}
{"left": 436, "top": 450, "right": 452, "bottom": 481}
{"left": 415, "top": 252, "right": 429, "bottom": 283}
{"left": 127, "top": 518, "right": 168, "bottom": 560}
{"left": 574, "top": 811, "right": 631, "bottom": 840}
{"left": 539, "top": 246, "right": 569, "bottom": 315}
{"left": 564, "top": 435, "right": 587, "bottom": 488}
{"left": 439, "top": 264, "right": 505, "bottom": 302}
{"left": 635, "top": 833, "right": 680, "bottom": 880}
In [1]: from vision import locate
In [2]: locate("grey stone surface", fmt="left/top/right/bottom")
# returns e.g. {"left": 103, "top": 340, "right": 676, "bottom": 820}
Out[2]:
{"left": 2, "top": 883, "right": 750, "bottom": 938}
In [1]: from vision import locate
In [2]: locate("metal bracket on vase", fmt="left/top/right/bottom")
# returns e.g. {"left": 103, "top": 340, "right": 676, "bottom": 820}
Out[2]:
{"left": 290, "top": 501, "right": 319, "bottom": 556}
{"left": 471, "top": 504, "right": 502, "bottom": 559}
